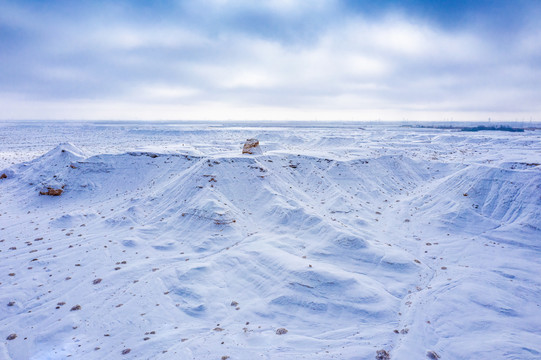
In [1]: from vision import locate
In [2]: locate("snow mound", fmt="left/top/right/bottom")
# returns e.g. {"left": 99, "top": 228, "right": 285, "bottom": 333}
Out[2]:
{"left": 1, "top": 143, "right": 88, "bottom": 197}
{"left": 43, "top": 142, "right": 87, "bottom": 159}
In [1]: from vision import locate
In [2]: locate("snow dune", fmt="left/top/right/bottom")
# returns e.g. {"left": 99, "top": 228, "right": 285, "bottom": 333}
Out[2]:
{"left": 1, "top": 123, "right": 540, "bottom": 359}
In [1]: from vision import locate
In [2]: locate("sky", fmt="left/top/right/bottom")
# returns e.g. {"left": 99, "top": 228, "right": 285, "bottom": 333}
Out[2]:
{"left": 1, "top": 0, "right": 540, "bottom": 121}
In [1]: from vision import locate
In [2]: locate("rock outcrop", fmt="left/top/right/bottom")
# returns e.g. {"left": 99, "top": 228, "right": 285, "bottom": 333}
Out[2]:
{"left": 39, "top": 187, "right": 64, "bottom": 196}
{"left": 242, "top": 139, "right": 262, "bottom": 155}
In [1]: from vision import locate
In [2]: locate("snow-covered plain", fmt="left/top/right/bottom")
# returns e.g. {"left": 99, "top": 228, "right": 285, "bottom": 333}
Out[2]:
{"left": 1, "top": 121, "right": 540, "bottom": 360}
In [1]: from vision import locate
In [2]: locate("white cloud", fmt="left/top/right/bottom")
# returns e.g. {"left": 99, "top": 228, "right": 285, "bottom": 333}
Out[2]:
{"left": 88, "top": 26, "right": 210, "bottom": 50}
{"left": 2, "top": 1, "right": 541, "bottom": 120}
{"left": 137, "top": 85, "right": 200, "bottom": 100}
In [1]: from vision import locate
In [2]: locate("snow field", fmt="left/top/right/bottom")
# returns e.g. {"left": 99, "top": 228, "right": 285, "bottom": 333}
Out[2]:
{"left": 1, "top": 123, "right": 540, "bottom": 359}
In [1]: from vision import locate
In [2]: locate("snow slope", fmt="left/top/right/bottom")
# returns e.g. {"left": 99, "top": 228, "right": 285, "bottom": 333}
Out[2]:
{"left": 1, "top": 122, "right": 540, "bottom": 359}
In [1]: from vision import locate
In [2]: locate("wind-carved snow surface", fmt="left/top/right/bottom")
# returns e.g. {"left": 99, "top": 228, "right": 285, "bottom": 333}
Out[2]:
{"left": 1, "top": 122, "right": 540, "bottom": 360}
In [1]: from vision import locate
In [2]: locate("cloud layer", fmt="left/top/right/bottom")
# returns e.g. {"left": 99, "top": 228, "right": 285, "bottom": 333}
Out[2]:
{"left": 1, "top": 0, "right": 540, "bottom": 121}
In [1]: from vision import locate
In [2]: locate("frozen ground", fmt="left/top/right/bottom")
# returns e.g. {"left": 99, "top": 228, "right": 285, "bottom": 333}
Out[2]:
{"left": 1, "top": 121, "right": 540, "bottom": 360}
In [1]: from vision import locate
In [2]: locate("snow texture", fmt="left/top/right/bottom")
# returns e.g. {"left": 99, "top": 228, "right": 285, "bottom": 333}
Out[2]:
{"left": 1, "top": 122, "right": 540, "bottom": 359}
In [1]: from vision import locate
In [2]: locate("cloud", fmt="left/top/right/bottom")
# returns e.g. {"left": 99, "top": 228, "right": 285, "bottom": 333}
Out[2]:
{"left": 1, "top": 0, "right": 540, "bottom": 120}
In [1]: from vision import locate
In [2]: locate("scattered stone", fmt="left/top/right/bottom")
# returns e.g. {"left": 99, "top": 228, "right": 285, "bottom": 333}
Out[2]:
{"left": 39, "top": 188, "right": 63, "bottom": 196}
{"left": 6, "top": 333, "right": 17, "bottom": 340}
{"left": 121, "top": 348, "right": 131, "bottom": 355}
{"left": 427, "top": 350, "right": 441, "bottom": 359}
{"left": 221, "top": 356, "right": 230, "bottom": 360}
{"left": 70, "top": 305, "right": 81, "bottom": 311}
{"left": 230, "top": 301, "right": 238, "bottom": 307}
{"left": 0, "top": 173, "right": 7, "bottom": 179}
{"left": 213, "top": 327, "right": 224, "bottom": 332}
{"left": 92, "top": 278, "right": 102, "bottom": 285}
{"left": 7, "top": 301, "right": 15, "bottom": 307}
{"left": 376, "top": 349, "right": 390, "bottom": 360}
{"left": 275, "top": 328, "right": 288, "bottom": 335}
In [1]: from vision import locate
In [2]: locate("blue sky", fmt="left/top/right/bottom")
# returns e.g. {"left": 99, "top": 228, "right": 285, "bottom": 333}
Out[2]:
{"left": 1, "top": 0, "right": 540, "bottom": 121}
